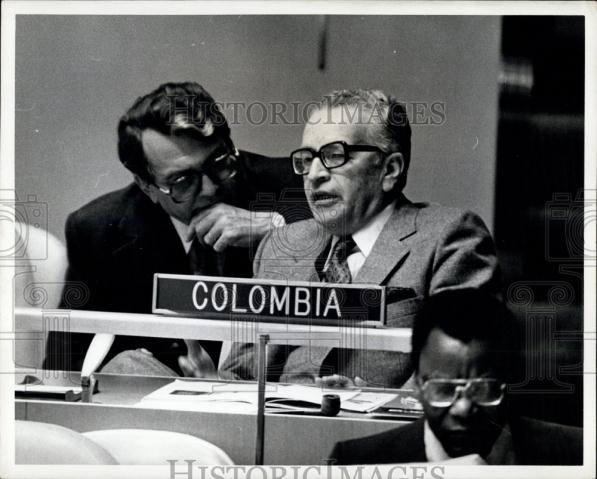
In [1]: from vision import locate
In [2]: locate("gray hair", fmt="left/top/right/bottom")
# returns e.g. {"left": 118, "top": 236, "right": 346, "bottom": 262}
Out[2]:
{"left": 317, "top": 89, "right": 412, "bottom": 191}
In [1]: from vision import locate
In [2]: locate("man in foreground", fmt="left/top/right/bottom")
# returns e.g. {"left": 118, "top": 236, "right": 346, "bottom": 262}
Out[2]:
{"left": 221, "top": 89, "right": 500, "bottom": 387}
{"left": 44, "top": 82, "right": 308, "bottom": 376}
{"left": 328, "top": 289, "right": 582, "bottom": 465}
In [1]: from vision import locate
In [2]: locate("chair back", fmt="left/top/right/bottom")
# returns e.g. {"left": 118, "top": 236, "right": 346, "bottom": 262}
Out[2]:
{"left": 83, "top": 429, "right": 234, "bottom": 465}
{"left": 16, "top": 420, "right": 117, "bottom": 464}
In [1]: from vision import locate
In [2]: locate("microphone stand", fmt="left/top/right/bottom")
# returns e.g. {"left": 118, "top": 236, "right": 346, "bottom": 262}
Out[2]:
{"left": 254, "top": 334, "right": 269, "bottom": 465}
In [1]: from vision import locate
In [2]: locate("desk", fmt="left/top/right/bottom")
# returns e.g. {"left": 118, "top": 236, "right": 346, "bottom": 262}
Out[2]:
{"left": 15, "top": 372, "right": 408, "bottom": 465}
{"left": 15, "top": 307, "right": 412, "bottom": 464}
{"left": 15, "top": 307, "right": 412, "bottom": 352}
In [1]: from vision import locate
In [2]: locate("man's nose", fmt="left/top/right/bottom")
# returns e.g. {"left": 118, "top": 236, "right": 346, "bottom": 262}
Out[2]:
{"left": 306, "top": 156, "right": 330, "bottom": 184}
{"left": 198, "top": 174, "right": 217, "bottom": 198}
{"left": 449, "top": 395, "right": 475, "bottom": 419}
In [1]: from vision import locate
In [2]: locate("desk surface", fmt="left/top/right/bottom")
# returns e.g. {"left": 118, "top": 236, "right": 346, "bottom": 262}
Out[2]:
{"left": 16, "top": 372, "right": 411, "bottom": 465}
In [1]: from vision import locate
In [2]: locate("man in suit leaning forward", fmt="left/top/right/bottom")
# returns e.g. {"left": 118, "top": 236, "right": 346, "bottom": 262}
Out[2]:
{"left": 44, "top": 82, "right": 309, "bottom": 376}
{"left": 220, "top": 89, "right": 500, "bottom": 387}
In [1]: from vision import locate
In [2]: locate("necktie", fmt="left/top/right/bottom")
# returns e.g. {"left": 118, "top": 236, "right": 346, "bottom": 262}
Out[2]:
{"left": 324, "top": 236, "right": 357, "bottom": 284}
{"left": 321, "top": 236, "right": 358, "bottom": 378}
{"left": 182, "top": 237, "right": 221, "bottom": 377}
{"left": 187, "top": 238, "right": 220, "bottom": 276}
{"left": 284, "top": 236, "right": 357, "bottom": 381}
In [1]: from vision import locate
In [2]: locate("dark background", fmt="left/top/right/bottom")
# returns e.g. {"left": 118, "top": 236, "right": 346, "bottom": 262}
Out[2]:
{"left": 495, "top": 16, "right": 585, "bottom": 426}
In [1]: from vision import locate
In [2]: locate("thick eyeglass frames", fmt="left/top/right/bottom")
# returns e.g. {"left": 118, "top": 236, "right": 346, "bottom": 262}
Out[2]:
{"left": 290, "top": 141, "right": 383, "bottom": 175}
{"left": 418, "top": 378, "right": 506, "bottom": 408}
{"left": 154, "top": 146, "right": 239, "bottom": 204}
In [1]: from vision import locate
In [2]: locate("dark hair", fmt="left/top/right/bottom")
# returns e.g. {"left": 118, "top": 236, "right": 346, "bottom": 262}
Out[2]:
{"left": 117, "top": 82, "right": 231, "bottom": 182}
{"left": 318, "top": 89, "right": 412, "bottom": 192}
{"left": 411, "top": 289, "right": 516, "bottom": 379}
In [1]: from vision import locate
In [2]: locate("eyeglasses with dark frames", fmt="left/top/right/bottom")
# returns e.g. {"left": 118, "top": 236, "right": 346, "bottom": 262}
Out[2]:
{"left": 153, "top": 145, "right": 239, "bottom": 204}
{"left": 418, "top": 378, "right": 506, "bottom": 408}
{"left": 290, "top": 141, "right": 384, "bottom": 175}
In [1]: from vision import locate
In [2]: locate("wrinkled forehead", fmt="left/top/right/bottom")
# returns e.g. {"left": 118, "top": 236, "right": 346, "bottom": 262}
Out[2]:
{"left": 142, "top": 129, "right": 212, "bottom": 157}
{"left": 301, "top": 106, "right": 383, "bottom": 149}
{"left": 418, "top": 329, "right": 500, "bottom": 379}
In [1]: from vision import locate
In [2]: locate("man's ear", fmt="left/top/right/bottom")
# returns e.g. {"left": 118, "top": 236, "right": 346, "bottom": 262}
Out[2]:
{"left": 413, "top": 373, "right": 424, "bottom": 401}
{"left": 381, "top": 152, "right": 404, "bottom": 193}
{"left": 134, "top": 174, "right": 159, "bottom": 203}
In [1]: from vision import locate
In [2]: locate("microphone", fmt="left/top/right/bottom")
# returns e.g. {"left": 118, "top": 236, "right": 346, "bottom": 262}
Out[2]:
{"left": 80, "top": 333, "right": 115, "bottom": 402}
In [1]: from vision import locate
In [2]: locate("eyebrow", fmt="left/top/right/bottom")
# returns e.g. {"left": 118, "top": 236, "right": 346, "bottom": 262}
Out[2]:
{"left": 161, "top": 145, "right": 228, "bottom": 183}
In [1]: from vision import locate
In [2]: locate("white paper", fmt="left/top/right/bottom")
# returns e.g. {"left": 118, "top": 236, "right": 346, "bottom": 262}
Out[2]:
{"left": 135, "top": 379, "right": 382, "bottom": 414}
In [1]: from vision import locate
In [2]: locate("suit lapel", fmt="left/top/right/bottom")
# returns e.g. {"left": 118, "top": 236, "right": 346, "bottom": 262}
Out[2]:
{"left": 397, "top": 418, "right": 427, "bottom": 462}
{"left": 354, "top": 197, "right": 418, "bottom": 285}
{"left": 286, "top": 221, "right": 332, "bottom": 282}
{"left": 112, "top": 187, "right": 188, "bottom": 274}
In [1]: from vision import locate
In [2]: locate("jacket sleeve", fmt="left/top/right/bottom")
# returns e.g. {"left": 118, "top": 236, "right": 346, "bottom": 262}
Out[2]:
{"left": 430, "top": 210, "right": 501, "bottom": 296}
{"left": 327, "top": 441, "right": 345, "bottom": 465}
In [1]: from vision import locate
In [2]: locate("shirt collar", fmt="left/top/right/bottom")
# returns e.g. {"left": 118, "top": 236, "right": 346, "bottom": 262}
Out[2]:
{"left": 170, "top": 216, "right": 193, "bottom": 254}
{"left": 350, "top": 200, "right": 396, "bottom": 257}
{"left": 424, "top": 420, "right": 451, "bottom": 462}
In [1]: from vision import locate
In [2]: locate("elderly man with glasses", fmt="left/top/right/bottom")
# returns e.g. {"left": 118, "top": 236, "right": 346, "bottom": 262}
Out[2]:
{"left": 44, "top": 82, "right": 309, "bottom": 377}
{"left": 328, "top": 289, "right": 582, "bottom": 465}
{"left": 221, "top": 89, "right": 500, "bottom": 387}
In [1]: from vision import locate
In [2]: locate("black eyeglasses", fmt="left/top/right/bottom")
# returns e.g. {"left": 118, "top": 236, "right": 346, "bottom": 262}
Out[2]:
{"left": 290, "top": 141, "right": 383, "bottom": 175}
{"left": 154, "top": 146, "right": 239, "bottom": 203}
{"left": 418, "top": 378, "right": 506, "bottom": 408}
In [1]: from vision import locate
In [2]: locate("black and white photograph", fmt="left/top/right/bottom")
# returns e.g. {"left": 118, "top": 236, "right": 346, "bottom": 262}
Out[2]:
{"left": 0, "top": 2, "right": 595, "bottom": 478}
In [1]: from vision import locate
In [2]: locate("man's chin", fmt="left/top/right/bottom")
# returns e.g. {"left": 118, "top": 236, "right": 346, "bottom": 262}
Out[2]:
{"left": 310, "top": 204, "right": 349, "bottom": 234}
{"left": 445, "top": 442, "right": 478, "bottom": 458}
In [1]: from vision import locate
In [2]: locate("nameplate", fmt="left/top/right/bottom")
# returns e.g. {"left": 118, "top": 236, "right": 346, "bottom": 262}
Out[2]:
{"left": 152, "top": 274, "right": 386, "bottom": 326}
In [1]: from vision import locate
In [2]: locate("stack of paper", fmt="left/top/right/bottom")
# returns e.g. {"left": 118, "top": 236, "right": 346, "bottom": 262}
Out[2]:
{"left": 135, "top": 380, "right": 398, "bottom": 414}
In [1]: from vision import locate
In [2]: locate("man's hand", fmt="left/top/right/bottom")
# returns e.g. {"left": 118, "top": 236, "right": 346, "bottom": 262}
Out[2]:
{"left": 315, "top": 374, "right": 368, "bottom": 388}
{"left": 178, "top": 340, "right": 218, "bottom": 379}
{"left": 186, "top": 203, "right": 285, "bottom": 253}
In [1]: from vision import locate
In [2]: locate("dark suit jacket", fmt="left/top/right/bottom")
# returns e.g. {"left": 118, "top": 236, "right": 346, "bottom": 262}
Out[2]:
{"left": 44, "top": 151, "right": 310, "bottom": 373}
{"left": 329, "top": 416, "right": 583, "bottom": 465}
{"left": 220, "top": 195, "right": 501, "bottom": 386}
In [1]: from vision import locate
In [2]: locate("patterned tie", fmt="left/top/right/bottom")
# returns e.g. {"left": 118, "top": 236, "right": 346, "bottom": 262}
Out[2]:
{"left": 321, "top": 236, "right": 360, "bottom": 378}
{"left": 324, "top": 236, "right": 357, "bottom": 284}
{"left": 281, "top": 237, "right": 359, "bottom": 382}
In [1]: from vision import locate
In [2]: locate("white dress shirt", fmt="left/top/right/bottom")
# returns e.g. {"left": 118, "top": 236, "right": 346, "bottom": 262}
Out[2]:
{"left": 170, "top": 217, "right": 194, "bottom": 254}
{"left": 424, "top": 420, "right": 452, "bottom": 462}
{"left": 324, "top": 201, "right": 396, "bottom": 279}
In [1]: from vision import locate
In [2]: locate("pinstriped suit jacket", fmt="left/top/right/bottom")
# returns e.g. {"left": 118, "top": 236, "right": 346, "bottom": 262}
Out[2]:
{"left": 220, "top": 195, "right": 500, "bottom": 387}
